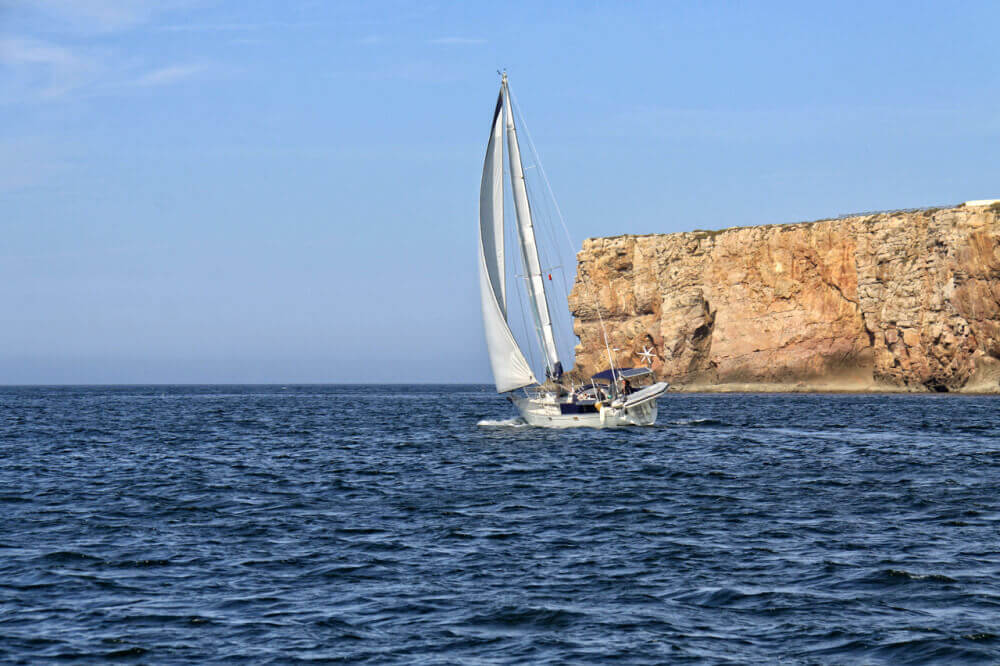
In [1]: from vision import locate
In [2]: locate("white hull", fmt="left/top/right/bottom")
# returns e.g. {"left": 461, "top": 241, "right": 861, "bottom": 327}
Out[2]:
{"left": 512, "top": 384, "right": 665, "bottom": 428}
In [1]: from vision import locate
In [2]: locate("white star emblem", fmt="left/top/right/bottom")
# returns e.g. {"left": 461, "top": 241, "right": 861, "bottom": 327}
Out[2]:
{"left": 638, "top": 345, "right": 656, "bottom": 366}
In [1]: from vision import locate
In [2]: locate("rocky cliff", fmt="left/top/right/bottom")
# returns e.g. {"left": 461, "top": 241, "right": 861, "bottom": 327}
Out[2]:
{"left": 569, "top": 201, "right": 1000, "bottom": 392}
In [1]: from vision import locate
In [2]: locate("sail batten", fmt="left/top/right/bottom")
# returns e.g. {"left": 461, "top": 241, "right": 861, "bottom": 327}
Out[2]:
{"left": 502, "top": 81, "right": 562, "bottom": 378}
{"left": 479, "top": 87, "right": 537, "bottom": 393}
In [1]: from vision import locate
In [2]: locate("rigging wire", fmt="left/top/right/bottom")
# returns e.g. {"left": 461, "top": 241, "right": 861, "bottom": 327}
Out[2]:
{"left": 519, "top": 167, "right": 570, "bottom": 358}
{"left": 509, "top": 97, "right": 579, "bottom": 368}
{"left": 503, "top": 162, "right": 539, "bottom": 378}
{"left": 509, "top": 90, "right": 579, "bottom": 267}
{"left": 523, "top": 158, "right": 574, "bottom": 351}
{"left": 503, "top": 89, "right": 560, "bottom": 379}
{"left": 509, "top": 86, "right": 621, "bottom": 380}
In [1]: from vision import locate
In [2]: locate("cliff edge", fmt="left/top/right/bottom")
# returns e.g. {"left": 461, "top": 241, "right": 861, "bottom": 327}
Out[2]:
{"left": 569, "top": 201, "right": 1000, "bottom": 392}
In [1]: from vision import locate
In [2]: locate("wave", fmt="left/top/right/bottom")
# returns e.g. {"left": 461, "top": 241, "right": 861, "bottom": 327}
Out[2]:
{"left": 882, "top": 568, "right": 958, "bottom": 583}
{"left": 464, "top": 605, "right": 586, "bottom": 629}
{"left": 477, "top": 417, "right": 528, "bottom": 427}
{"left": 669, "top": 418, "right": 727, "bottom": 426}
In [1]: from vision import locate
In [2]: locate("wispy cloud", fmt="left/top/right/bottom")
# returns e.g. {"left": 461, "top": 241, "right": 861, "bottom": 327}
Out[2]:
{"left": 133, "top": 63, "right": 206, "bottom": 87}
{"left": 1, "top": 1, "right": 208, "bottom": 101}
{"left": 0, "top": 38, "right": 79, "bottom": 68}
{"left": 0, "top": 37, "right": 97, "bottom": 99}
{"left": 29, "top": 0, "right": 194, "bottom": 33}
{"left": 156, "top": 20, "right": 319, "bottom": 32}
{"left": 427, "top": 37, "right": 486, "bottom": 45}
{"left": 157, "top": 22, "right": 261, "bottom": 33}
{"left": 1, "top": 37, "right": 212, "bottom": 100}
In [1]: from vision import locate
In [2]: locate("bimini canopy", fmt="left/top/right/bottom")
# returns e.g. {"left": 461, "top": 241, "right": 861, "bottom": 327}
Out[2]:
{"left": 590, "top": 367, "right": 653, "bottom": 384}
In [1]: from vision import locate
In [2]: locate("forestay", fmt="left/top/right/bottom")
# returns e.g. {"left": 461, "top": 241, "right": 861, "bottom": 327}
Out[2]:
{"left": 502, "top": 82, "right": 562, "bottom": 378}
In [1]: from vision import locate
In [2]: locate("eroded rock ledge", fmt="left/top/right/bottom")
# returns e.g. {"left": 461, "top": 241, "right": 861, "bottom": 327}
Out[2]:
{"left": 569, "top": 202, "right": 1000, "bottom": 392}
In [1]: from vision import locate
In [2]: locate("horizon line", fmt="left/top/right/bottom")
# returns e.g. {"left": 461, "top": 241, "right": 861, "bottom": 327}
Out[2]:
{"left": 0, "top": 382, "right": 493, "bottom": 387}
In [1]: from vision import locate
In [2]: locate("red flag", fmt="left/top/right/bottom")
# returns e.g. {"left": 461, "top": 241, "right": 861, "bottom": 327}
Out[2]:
{"left": 548, "top": 273, "right": 552, "bottom": 280}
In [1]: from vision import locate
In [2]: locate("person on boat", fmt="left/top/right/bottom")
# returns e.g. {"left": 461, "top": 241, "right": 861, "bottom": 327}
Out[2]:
{"left": 620, "top": 378, "right": 633, "bottom": 397}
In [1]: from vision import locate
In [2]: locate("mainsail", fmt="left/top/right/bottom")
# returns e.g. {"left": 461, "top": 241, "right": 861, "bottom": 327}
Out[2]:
{"left": 502, "top": 79, "right": 562, "bottom": 378}
{"left": 479, "top": 90, "right": 537, "bottom": 393}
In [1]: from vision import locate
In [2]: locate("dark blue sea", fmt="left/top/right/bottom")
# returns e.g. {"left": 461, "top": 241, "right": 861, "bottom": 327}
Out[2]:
{"left": 2, "top": 385, "right": 1000, "bottom": 664}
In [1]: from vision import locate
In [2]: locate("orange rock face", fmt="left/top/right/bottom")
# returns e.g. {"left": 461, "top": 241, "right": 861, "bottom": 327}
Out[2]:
{"left": 569, "top": 203, "right": 1000, "bottom": 392}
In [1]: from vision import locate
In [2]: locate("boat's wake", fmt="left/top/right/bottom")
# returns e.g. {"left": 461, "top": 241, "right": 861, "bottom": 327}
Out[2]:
{"left": 477, "top": 417, "right": 528, "bottom": 427}
{"left": 671, "top": 418, "right": 728, "bottom": 427}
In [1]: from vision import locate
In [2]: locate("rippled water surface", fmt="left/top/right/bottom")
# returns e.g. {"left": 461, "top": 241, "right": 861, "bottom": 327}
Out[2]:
{"left": 2, "top": 385, "right": 1000, "bottom": 663}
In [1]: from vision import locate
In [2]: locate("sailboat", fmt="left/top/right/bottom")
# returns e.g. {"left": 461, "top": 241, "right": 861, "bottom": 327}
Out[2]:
{"left": 478, "top": 73, "right": 668, "bottom": 427}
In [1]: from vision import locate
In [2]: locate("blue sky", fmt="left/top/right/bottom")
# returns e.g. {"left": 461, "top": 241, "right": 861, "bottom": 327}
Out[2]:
{"left": 2, "top": 1, "right": 998, "bottom": 384}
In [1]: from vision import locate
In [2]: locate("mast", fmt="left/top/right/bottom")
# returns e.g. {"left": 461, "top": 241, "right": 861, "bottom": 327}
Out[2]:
{"left": 502, "top": 74, "right": 563, "bottom": 379}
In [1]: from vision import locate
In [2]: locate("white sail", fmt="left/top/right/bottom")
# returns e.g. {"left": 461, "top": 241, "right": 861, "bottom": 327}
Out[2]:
{"left": 479, "top": 90, "right": 537, "bottom": 393}
{"left": 480, "top": 92, "right": 506, "bottom": 315}
{"left": 502, "top": 81, "right": 562, "bottom": 377}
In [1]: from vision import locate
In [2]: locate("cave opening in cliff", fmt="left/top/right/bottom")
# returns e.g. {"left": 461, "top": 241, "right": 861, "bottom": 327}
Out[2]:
{"left": 928, "top": 383, "right": 950, "bottom": 393}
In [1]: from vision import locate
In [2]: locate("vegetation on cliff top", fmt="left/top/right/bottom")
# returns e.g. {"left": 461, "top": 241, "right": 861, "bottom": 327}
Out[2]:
{"left": 586, "top": 202, "right": 982, "bottom": 245}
